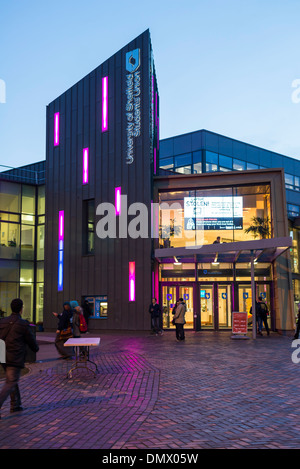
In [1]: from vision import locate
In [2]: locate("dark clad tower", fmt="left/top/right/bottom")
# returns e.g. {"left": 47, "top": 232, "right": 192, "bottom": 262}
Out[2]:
{"left": 44, "top": 30, "right": 159, "bottom": 331}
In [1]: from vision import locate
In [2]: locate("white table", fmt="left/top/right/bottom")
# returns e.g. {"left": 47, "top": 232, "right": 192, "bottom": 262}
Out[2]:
{"left": 64, "top": 337, "right": 100, "bottom": 378}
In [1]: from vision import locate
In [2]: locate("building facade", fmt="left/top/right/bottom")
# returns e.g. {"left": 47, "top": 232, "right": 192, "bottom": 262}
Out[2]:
{"left": 0, "top": 32, "right": 298, "bottom": 333}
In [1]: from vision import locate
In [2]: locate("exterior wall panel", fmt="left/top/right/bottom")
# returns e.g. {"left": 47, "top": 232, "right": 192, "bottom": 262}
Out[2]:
{"left": 44, "top": 30, "right": 158, "bottom": 331}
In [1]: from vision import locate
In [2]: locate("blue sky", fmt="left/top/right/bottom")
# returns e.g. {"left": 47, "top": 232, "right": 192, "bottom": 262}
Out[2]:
{"left": 1, "top": 0, "right": 300, "bottom": 168}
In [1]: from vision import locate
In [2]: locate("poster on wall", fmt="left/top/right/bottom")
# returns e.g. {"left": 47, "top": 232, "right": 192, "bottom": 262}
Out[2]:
{"left": 184, "top": 196, "right": 243, "bottom": 230}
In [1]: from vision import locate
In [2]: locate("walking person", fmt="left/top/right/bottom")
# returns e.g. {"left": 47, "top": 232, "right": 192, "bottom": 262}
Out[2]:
{"left": 257, "top": 296, "right": 270, "bottom": 336}
{"left": 0, "top": 298, "right": 39, "bottom": 417}
{"left": 173, "top": 298, "right": 186, "bottom": 341}
{"left": 149, "top": 298, "right": 162, "bottom": 335}
{"left": 53, "top": 301, "right": 73, "bottom": 358}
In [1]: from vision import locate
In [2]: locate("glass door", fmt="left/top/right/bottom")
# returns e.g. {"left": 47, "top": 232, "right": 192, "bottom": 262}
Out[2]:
{"left": 179, "top": 286, "right": 194, "bottom": 328}
{"left": 238, "top": 284, "right": 253, "bottom": 328}
{"left": 200, "top": 284, "right": 214, "bottom": 329}
{"left": 162, "top": 285, "right": 177, "bottom": 329}
{"left": 218, "top": 284, "right": 232, "bottom": 328}
{"left": 256, "top": 283, "right": 271, "bottom": 331}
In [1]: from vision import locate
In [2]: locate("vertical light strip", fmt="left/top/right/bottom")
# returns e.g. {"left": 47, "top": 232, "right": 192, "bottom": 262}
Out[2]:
{"left": 115, "top": 186, "right": 121, "bottom": 215}
{"left": 54, "top": 112, "right": 60, "bottom": 146}
{"left": 83, "top": 148, "right": 89, "bottom": 184}
{"left": 154, "top": 148, "right": 157, "bottom": 175}
{"left": 129, "top": 261, "right": 135, "bottom": 302}
{"left": 102, "top": 76, "right": 108, "bottom": 132}
{"left": 58, "top": 210, "right": 64, "bottom": 291}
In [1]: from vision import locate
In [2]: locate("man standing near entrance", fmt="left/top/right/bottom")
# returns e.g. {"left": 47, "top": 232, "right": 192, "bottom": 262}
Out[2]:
{"left": 149, "top": 298, "right": 163, "bottom": 335}
{"left": 0, "top": 298, "right": 39, "bottom": 418}
{"left": 257, "top": 296, "right": 270, "bottom": 336}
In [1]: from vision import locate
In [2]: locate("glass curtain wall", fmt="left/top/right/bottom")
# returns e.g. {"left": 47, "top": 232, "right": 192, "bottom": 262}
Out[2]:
{"left": 159, "top": 184, "right": 271, "bottom": 248}
{"left": 0, "top": 180, "right": 45, "bottom": 323}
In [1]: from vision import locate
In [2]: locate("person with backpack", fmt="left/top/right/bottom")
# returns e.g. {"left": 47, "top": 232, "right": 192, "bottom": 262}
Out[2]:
{"left": 70, "top": 300, "right": 87, "bottom": 357}
{"left": 0, "top": 298, "right": 39, "bottom": 417}
{"left": 257, "top": 296, "right": 270, "bottom": 336}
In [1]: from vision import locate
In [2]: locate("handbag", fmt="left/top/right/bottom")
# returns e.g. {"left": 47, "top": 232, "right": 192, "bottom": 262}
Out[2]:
{"left": 59, "top": 326, "right": 73, "bottom": 340}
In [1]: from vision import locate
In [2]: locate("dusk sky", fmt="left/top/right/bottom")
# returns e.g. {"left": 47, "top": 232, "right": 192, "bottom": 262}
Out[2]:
{"left": 1, "top": 0, "right": 300, "bottom": 169}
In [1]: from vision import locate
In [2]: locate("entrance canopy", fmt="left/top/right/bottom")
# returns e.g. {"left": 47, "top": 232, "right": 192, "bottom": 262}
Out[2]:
{"left": 155, "top": 236, "right": 292, "bottom": 339}
{"left": 154, "top": 236, "right": 292, "bottom": 265}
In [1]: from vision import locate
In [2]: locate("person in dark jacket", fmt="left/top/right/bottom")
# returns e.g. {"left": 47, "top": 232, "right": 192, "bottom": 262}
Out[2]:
{"left": 82, "top": 300, "right": 92, "bottom": 331}
{"left": 149, "top": 298, "right": 163, "bottom": 335}
{"left": 53, "top": 301, "right": 73, "bottom": 358}
{"left": 0, "top": 298, "right": 39, "bottom": 417}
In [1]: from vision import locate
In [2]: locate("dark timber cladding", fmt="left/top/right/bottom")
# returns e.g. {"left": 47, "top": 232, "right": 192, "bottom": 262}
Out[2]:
{"left": 44, "top": 30, "right": 159, "bottom": 331}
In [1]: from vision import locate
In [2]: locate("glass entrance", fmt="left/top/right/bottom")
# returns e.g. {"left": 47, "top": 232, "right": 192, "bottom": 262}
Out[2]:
{"left": 200, "top": 284, "right": 214, "bottom": 328}
{"left": 162, "top": 284, "right": 194, "bottom": 329}
{"left": 162, "top": 285, "right": 177, "bottom": 329}
{"left": 238, "top": 283, "right": 271, "bottom": 330}
{"left": 179, "top": 286, "right": 194, "bottom": 328}
{"left": 218, "top": 284, "right": 232, "bottom": 328}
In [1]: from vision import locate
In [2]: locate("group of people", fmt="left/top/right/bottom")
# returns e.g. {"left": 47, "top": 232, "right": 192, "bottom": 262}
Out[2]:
{"left": 53, "top": 300, "right": 92, "bottom": 358}
{"left": 149, "top": 297, "right": 186, "bottom": 341}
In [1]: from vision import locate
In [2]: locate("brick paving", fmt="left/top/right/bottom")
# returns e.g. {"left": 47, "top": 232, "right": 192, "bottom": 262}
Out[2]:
{"left": 0, "top": 330, "right": 299, "bottom": 449}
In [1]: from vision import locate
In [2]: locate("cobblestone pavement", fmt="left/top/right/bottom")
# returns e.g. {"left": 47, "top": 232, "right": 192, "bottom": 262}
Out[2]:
{"left": 0, "top": 330, "right": 299, "bottom": 450}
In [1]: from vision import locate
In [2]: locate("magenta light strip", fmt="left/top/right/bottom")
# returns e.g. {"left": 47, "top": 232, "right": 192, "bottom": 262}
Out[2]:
{"left": 54, "top": 112, "right": 60, "bottom": 146}
{"left": 58, "top": 210, "right": 64, "bottom": 291}
{"left": 83, "top": 148, "right": 89, "bottom": 184}
{"left": 58, "top": 210, "right": 64, "bottom": 242}
{"left": 129, "top": 261, "right": 136, "bottom": 302}
{"left": 102, "top": 76, "right": 108, "bottom": 132}
{"left": 115, "top": 187, "right": 121, "bottom": 215}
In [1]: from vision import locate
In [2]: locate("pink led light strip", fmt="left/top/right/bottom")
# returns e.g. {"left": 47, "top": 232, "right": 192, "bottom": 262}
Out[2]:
{"left": 129, "top": 261, "right": 135, "bottom": 302}
{"left": 54, "top": 112, "right": 59, "bottom": 146}
{"left": 102, "top": 76, "right": 108, "bottom": 132}
{"left": 83, "top": 148, "right": 89, "bottom": 184}
{"left": 115, "top": 187, "right": 121, "bottom": 215}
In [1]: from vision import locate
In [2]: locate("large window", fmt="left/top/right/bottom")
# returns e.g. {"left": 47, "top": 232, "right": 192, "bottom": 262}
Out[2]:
{"left": 0, "top": 180, "right": 45, "bottom": 323}
{"left": 83, "top": 200, "right": 95, "bottom": 255}
{"left": 159, "top": 184, "right": 271, "bottom": 248}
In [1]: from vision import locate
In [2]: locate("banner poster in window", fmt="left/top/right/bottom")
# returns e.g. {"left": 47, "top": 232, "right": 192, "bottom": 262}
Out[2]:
{"left": 184, "top": 196, "right": 243, "bottom": 231}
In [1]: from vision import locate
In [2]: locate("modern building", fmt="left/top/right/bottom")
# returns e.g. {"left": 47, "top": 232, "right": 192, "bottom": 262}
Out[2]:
{"left": 0, "top": 30, "right": 298, "bottom": 334}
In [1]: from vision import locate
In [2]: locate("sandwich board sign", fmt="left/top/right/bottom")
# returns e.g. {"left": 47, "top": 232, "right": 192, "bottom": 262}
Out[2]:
{"left": 231, "top": 312, "right": 249, "bottom": 339}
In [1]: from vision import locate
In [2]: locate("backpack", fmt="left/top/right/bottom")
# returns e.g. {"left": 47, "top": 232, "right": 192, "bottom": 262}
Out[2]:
{"left": 79, "top": 314, "right": 88, "bottom": 333}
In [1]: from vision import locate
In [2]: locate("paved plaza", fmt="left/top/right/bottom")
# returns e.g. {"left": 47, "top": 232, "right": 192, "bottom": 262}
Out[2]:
{"left": 0, "top": 329, "right": 299, "bottom": 450}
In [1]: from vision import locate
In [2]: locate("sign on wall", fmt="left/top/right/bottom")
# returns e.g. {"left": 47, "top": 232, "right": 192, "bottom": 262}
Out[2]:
{"left": 184, "top": 196, "right": 243, "bottom": 230}
{"left": 125, "top": 48, "right": 142, "bottom": 165}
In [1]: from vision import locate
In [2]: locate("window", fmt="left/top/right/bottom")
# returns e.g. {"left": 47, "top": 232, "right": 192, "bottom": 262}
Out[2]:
{"left": 288, "top": 204, "right": 300, "bottom": 217}
{"left": 160, "top": 157, "right": 174, "bottom": 171}
{"left": 83, "top": 200, "right": 95, "bottom": 255}
{"left": 233, "top": 159, "right": 246, "bottom": 171}
{"left": 193, "top": 151, "right": 202, "bottom": 174}
{"left": 285, "top": 173, "right": 294, "bottom": 190}
{"left": 247, "top": 162, "right": 259, "bottom": 170}
{"left": 219, "top": 154, "right": 232, "bottom": 169}
{"left": 206, "top": 151, "right": 218, "bottom": 172}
